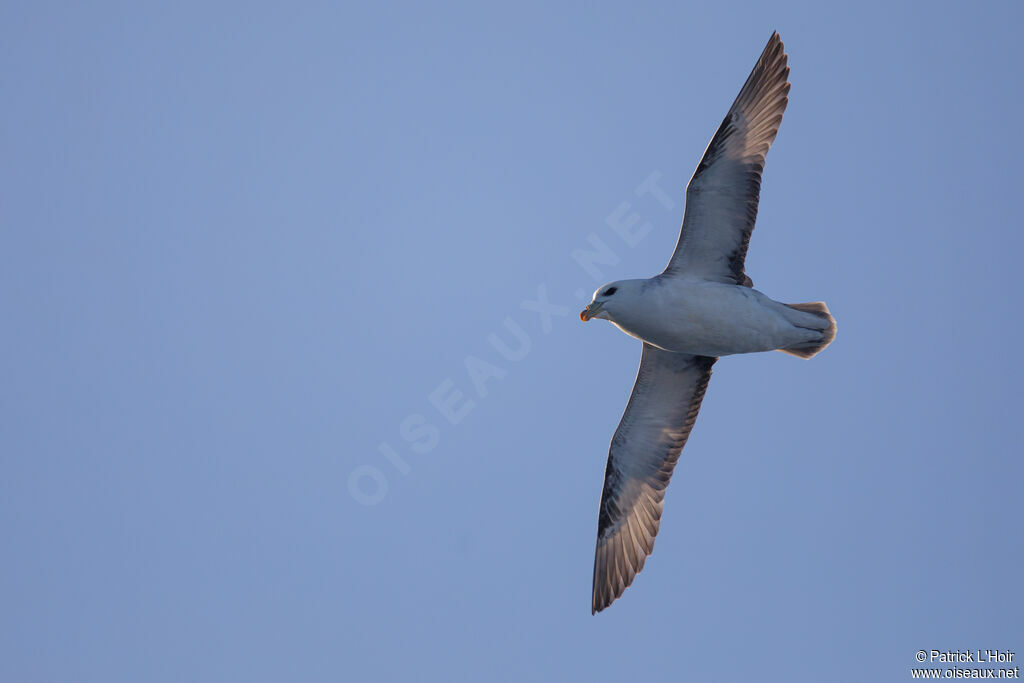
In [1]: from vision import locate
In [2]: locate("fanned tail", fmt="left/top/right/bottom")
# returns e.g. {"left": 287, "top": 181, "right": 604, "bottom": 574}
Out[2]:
{"left": 779, "top": 302, "right": 836, "bottom": 359}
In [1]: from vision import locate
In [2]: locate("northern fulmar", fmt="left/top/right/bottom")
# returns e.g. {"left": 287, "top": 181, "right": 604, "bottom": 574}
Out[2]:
{"left": 581, "top": 32, "right": 836, "bottom": 614}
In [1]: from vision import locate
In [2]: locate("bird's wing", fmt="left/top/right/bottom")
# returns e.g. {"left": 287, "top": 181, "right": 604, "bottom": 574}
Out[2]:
{"left": 592, "top": 344, "right": 715, "bottom": 613}
{"left": 662, "top": 31, "right": 790, "bottom": 286}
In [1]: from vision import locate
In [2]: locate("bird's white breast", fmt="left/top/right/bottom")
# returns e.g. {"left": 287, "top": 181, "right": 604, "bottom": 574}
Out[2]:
{"left": 611, "top": 279, "right": 802, "bottom": 356}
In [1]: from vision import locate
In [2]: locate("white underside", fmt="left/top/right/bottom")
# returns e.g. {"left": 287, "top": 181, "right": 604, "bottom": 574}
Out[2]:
{"left": 606, "top": 279, "right": 827, "bottom": 357}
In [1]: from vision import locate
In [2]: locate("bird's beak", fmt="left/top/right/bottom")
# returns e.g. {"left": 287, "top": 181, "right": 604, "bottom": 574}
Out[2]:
{"left": 580, "top": 301, "right": 603, "bottom": 322}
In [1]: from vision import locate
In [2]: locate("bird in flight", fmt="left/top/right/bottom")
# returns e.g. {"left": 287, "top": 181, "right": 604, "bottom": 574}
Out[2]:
{"left": 581, "top": 32, "right": 836, "bottom": 614}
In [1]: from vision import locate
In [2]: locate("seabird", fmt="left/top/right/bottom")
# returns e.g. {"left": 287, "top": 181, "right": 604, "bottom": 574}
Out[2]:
{"left": 581, "top": 32, "right": 836, "bottom": 614}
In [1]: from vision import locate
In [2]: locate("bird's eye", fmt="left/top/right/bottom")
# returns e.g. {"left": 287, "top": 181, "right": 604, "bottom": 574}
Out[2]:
{"left": 603, "top": 287, "right": 617, "bottom": 296}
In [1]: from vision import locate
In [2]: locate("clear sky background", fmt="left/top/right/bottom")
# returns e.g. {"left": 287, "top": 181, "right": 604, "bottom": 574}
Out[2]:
{"left": 3, "top": 2, "right": 1023, "bottom": 681}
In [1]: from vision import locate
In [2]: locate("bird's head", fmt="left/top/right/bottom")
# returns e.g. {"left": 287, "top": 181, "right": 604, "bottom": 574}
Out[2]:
{"left": 580, "top": 280, "right": 641, "bottom": 323}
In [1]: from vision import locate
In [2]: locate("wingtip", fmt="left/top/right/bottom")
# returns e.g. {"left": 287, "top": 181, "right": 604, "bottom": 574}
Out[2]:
{"left": 591, "top": 581, "right": 608, "bottom": 614}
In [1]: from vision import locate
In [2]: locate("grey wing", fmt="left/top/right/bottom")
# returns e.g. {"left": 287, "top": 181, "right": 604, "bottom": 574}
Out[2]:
{"left": 663, "top": 31, "right": 790, "bottom": 286}
{"left": 592, "top": 344, "right": 715, "bottom": 614}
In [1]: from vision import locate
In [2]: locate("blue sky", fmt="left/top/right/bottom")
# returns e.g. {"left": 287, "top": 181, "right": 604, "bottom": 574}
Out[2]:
{"left": 3, "top": 2, "right": 1023, "bottom": 681}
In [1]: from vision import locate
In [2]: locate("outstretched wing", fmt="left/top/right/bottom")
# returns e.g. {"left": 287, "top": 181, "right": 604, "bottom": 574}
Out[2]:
{"left": 592, "top": 344, "right": 715, "bottom": 613}
{"left": 663, "top": 31, "right": 790, "bottom": 286}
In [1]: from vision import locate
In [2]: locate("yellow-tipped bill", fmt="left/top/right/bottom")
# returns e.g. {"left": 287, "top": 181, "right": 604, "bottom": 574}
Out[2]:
{"left": 580, "top": 301, "right": 603, "bottom": 321}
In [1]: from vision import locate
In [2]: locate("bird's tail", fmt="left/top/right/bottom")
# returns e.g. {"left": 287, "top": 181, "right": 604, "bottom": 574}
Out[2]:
{"left": 778, "top": 302, "right": 836, "bottom": 359}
